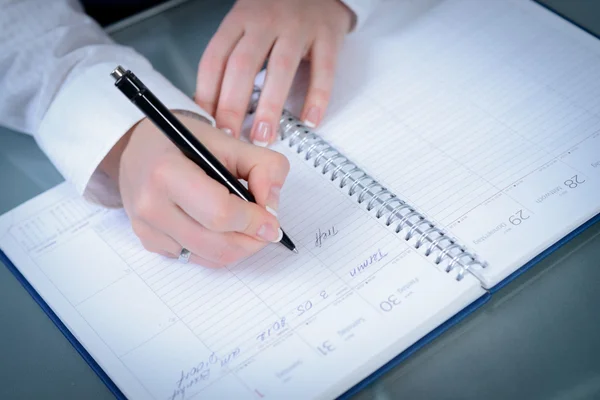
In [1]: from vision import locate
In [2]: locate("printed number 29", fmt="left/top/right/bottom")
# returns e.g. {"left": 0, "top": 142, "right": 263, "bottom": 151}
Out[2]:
{"left": 508, "top": 209, "right": 529, "bottom": 226}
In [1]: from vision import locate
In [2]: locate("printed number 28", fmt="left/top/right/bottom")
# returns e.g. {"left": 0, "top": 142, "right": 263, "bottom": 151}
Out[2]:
{"left": 564, "top": 175, "right": 585, "bottom": 189}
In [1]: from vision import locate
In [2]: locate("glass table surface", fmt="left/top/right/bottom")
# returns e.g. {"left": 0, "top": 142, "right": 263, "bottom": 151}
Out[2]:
{"left": 1, "top": 0, "right": 600, "bottom": 399}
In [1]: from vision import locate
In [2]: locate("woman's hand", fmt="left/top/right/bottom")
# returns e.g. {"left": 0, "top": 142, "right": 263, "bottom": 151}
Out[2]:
{"left": 194, "top": 0, "right": 354, "bottom": 146}
{"left": 100, "top": 114, "right": 290, "bottom": 268}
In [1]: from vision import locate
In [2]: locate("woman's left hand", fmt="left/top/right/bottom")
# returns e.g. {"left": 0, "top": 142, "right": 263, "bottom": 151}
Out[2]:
{"left": 194, "top": 0, "right": 354, "bottom": 146}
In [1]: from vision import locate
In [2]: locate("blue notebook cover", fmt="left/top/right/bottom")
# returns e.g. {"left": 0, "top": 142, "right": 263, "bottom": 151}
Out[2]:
{"left": 0, "top": 249, "right": 127, "bottom": 400}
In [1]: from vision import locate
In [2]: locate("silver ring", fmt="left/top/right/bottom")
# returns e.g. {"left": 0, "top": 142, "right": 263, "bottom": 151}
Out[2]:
{"left": 178, "top": 248, "right": 191, "bottom": 264}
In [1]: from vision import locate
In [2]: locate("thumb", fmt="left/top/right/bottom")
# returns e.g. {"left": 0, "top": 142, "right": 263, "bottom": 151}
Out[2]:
{"left": 228, "top": 140, "right": 291, "bottom": 214}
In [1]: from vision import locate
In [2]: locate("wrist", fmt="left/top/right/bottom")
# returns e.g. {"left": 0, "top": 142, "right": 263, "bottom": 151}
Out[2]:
{"left": 98, "top": 125, "right": 135, "bottom": 183}
{"left": 98, "top": 110, "right": 212, "bottom": 184}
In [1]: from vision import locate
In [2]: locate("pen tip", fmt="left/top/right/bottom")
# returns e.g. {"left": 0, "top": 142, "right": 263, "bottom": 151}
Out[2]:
{"left": 293, "top": 248, "right": 299, "bottom": 254}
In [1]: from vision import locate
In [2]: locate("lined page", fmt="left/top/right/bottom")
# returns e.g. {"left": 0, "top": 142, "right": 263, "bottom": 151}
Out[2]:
{"left": 0, "top": 137, "right": 484, "bottom": 400}
{"left": 292, "top": 0, "right": 600, "bottom": 287}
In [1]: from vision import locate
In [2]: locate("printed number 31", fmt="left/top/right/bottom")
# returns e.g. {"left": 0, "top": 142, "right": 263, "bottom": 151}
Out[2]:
{"left": 317, "top": 341, "right": 335, "bottom": 356}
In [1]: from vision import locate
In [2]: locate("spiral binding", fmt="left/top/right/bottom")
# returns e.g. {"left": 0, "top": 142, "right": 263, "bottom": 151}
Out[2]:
{"left": 248, "top": 88, "right": 487, "bottom": 281}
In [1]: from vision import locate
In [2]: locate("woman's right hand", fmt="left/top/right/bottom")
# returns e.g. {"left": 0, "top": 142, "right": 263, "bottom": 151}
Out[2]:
{"left": 100, "top": 113, "right": 291, "bottom": 268}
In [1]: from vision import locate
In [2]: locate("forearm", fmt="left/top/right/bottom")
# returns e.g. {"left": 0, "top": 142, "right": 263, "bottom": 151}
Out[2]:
{"left": 0, "top": 0, "right": 214, "bottom": 203}
{"left": 0, "top": 0, "right": 133, "bottom": 133}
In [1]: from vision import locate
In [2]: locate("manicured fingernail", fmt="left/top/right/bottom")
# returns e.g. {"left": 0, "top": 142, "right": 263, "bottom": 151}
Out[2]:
{"left": 303, "top": 107, "right": 320, "bottom": 128}
{"left": 266, "top": 206, "right": 277, "bottom": 217}
{"left": 222, "top": 128, "right": 232, "bottom": 136}
{"left": 266, "top": 186, "right": 281, "bottom": 211}
{"left": 252, "top": 121, "right": 271, "bottom": 147}
{"left": 257, "top": 223, "right": 279, "bottom": 242}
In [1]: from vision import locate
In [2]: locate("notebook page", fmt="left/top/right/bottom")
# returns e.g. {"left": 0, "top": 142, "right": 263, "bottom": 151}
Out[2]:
{"left": 284, "top": 0, "right": 600, "bottom": 288}
{"left": 0, "top": 138, "right": 484, "bottom": 400}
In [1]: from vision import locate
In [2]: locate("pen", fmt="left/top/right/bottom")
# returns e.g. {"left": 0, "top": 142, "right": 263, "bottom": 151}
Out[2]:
{"left": 110, "top": 65, "right": 298, "bottom": 254}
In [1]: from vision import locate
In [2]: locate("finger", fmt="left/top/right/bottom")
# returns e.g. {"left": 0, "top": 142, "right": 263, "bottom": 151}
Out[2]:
{"left": 164, "top": 154, "right": 282, "bottom": 242}
{"left": 250, "top": 35, "right": 305, "bottom": 146}
{"left": 195, "top": 17, "right": 244, "bottom": 117}
{"left": 132, "top": 219, "right": 227, "bottom": 267}
{"left": 132, "top": 219, "right": 180, "bottom": 255}
{"left": 165, "top": 203, "right": 269, "bottom": 266}
{"left": 162, "top": 250, "right": 228, "bottom": 269}
{"left": 301, "top": 35, "right": 341, "bottom": 128}
{"left": 214, "top": 31, "right": 276, "bottom": 139}
{"left": 166, "top": 124, "right": 290, "bottom": 212}
{"left": 187, "top": 255, "right": 227, "bottom": 269}
{"left": 223, "top": 139, "right": 291, "bottom": 212}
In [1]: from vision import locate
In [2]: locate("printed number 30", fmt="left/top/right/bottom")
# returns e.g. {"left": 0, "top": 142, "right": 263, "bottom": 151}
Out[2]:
{"left": 380, "top": 294, "right": 401, "bottom": 312}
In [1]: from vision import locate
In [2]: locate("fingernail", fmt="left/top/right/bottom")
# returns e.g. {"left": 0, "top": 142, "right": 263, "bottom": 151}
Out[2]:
{"left": 266, "top": 186, "right": 281, "bottom": 211}
{"left": 222, "top": 128, "right": 233, "bottom": 136}
{"left": 266, "top": 206, "right": 278, "bottom": 217}
{"left": 252, "top": 121, "right": 271, "bottom": 147}
{"left": 303, "top": 106, "right": 320, "bottom": 128}
{"left": 257, "top": 223, "right": 279, "bottom": 242}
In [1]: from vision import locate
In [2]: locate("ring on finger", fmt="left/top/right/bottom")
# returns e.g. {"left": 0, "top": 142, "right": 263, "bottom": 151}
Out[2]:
{"left": 178, "top": 247, "right": 191, "bottom": 264}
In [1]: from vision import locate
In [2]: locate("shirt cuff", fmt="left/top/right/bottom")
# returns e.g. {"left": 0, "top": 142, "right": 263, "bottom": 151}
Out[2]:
{"left": 339, "top": 0, "right": 381, "bottom": 31}
{"left": 35, "top": 60, "right": 215, "bottom": 208}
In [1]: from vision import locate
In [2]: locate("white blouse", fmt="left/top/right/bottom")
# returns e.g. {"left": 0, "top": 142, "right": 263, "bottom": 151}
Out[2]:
{"left": 0, "top": 0, "right": 380, "bottom": 205}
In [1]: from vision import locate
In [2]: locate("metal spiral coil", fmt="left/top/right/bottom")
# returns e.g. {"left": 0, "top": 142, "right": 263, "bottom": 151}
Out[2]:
{"left": 248, "top": 87, "right": 486, "bottom": 281}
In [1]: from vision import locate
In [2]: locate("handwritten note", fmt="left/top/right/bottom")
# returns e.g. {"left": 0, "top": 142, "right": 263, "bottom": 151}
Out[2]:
{"left": 349, "top": 249, "right": 389, "bottom": 278}
{"left": 169, "top": 348, "right": 241, "bottom": 400}
{"left": 315, "top": 226, "right": 339, "bottom": 248}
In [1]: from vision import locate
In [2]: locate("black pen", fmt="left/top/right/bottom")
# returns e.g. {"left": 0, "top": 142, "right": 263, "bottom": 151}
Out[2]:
{"left": 110, "top": 65, "right": 297, "bottom": 254}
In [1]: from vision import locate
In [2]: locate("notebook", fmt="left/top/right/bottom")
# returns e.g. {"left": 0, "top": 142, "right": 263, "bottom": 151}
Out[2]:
{"left": 1, "top": 0, "right": 599, "bottom": 399}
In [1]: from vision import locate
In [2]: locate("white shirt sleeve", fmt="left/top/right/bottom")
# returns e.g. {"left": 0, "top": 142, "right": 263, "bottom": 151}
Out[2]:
{"left": 0, "top": 0, "right": 215, "bottom": 207}
{"left": 0, "top": 0, "right": 382, "bottom": 207}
